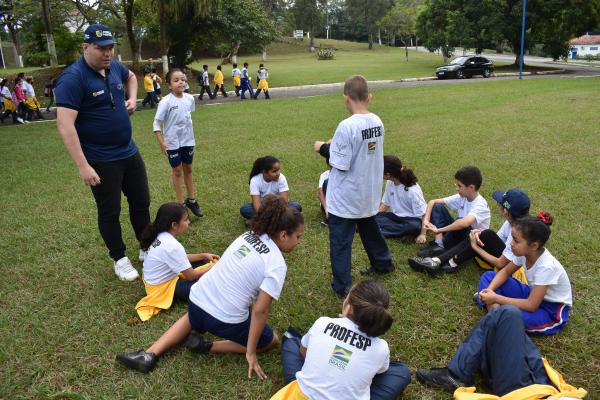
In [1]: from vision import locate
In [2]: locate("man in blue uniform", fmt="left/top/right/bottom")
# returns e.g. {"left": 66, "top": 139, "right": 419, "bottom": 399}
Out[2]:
{"left": 56, "top": 24, "right": 150, "bottom": 281}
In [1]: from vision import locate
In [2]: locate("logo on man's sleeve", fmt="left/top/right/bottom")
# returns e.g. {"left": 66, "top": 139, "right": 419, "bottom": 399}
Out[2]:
{"left": 367, "top": 141, "right": 376, "bottom": 154}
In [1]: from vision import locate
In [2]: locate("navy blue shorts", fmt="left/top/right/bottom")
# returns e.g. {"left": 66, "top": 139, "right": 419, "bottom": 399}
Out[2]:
{"left": 166, "top": 146, "right": 194, "bottom": 168}
{"left": 187, "top": 301, "right": 274, "bottom": 349}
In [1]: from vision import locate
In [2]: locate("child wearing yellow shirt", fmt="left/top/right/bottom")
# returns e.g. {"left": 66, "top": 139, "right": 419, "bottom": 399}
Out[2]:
{"left": 212, "top": 65, "right": 228, "bottom": 98}
{"left": 142, "top": 70, "right": 158, "bottom": 108}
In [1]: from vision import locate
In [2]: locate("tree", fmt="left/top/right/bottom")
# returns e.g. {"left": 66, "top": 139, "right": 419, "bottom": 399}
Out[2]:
{"left": 378, "top": 0, "right": 422, "bottom": 60}
{"left": 347, "top": 0, "right": 393, "bottom": 49}
{"left": 293, "top": 0, "right": 323, "bottom": 51}
{"left": 41, "top": 0, "right": 58, "bottom": 66}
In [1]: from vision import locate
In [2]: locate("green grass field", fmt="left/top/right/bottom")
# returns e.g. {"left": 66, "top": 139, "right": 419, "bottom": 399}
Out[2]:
{"left": 1, "top": 77, "right": 599, "bottom": 399}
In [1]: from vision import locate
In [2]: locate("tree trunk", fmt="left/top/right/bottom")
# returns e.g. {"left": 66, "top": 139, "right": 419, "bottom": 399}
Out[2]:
{"left": 261, "top": 47, "right": 267, "bottom": 61}
{"left": 41, "top": 0, "right": 58, "bottom": 66}
{"left": 124, "top": 0, "right": 137, "bottom": 66}
{"left": 368, "top": 30, "right": 373, "bottom": 49}
{"left": 159, "top": 1, "right": 169, "bottom": 72}
{"left": 7, "top": 24, "right": 23, "bottom": 68}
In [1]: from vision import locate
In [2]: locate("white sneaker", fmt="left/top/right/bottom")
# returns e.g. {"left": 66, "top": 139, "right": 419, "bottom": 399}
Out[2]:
{"left": 114, "top": 257, "right": 139, "bottom": 281}
{"left": 16, "top": 117, "right": 24, "bottom": 124}
{"left": 138, "top": 249, "right": 147, "bottom": 262}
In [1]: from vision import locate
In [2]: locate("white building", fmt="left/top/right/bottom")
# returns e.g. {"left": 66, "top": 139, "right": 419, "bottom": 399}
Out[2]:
{"left": 569, "top": 33, "right": 600, "bottom": 59}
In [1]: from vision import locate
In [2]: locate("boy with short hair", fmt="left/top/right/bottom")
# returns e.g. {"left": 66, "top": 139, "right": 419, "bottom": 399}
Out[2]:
{"left": 408, "top": 166, "right": 490, "bottom": 272}
{"left": 212, "top": 65, "right": 228, "bottom": 98}
{"left": 198, "top": 65, "right": 214, "bottom": 100}
{"left": 314, "top": 75, "right": 395, "bottom": 298}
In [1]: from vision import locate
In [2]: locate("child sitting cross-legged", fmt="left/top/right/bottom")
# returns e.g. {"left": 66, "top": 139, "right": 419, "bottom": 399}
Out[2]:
{"left": 408, "top": 166, "right": 490, "bottom": 273}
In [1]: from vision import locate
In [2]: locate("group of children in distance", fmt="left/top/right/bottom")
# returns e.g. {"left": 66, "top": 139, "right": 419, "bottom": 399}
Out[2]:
{"left": 116, "top": 75, "right": 582, "bottom": 399}
{"left": 201, "top": 62, "right": 270, "bottom": 100}
{"left": 0, "top": 73, "right": 50, "bottom": 124}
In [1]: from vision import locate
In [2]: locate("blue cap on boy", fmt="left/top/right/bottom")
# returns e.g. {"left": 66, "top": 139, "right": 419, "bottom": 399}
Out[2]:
{"left": 492, "top": 189, "right": 530, "bottom": 218}
{"left": 83, "top": 23, "right": 115, "bottom": 46}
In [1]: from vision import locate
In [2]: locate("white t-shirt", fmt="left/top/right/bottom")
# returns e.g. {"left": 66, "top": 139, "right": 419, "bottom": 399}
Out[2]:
{"left": 0, "top": 86, "right": 10, "bottom": 99}
{"left": 202, "top": 70, "right": 210, "bottom": 86}
{"left": 143, "top": 232, "right": 191, "bottom": 285}
{"left": 249, "top": 173, "right": 289, "bottom": 197}
{"left": 381, "top": 181, "right": 426, "bottom": 218}
{"left": 23, "top": 81, "right": 35, "bottom": 97}
{"left": 443, "top": 193, "right": 490, "bottom": 230}
{"left": 152, "top": 93, "right": 196, "bottom": 150}
{"left": 257, "top": 68, "right": 269, "bottom": 80}
{"left": 189, "top": 232, "right": 287, "bottom": 323}
{"left": 318, "top": 170, "right": 330, "bottom": 189}
{"left": 296, "top": 316, "right": 390, "bottom": 400}
{"left": 496, "top": 220, "right": 516, "bottom": 261}
{"left": 513, "top": 248, "right": 572, "bottom": 306}
{"left": 327, "top": 113, "right": 385, "bottom": 219}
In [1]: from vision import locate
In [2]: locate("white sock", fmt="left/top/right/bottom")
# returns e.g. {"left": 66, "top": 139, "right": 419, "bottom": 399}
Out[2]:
{"left": 435, "top": 239, "right": 444, "bottom": 248}
{"left": 448, "top": 258, "right": 458, "bottom": 268}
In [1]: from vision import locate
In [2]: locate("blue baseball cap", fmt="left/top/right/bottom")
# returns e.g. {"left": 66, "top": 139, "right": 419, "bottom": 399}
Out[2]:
{"left": 492, "top": 189, "right": 530, "bottom": 217}
{"left": 83, "top": 24, "right": 115, "bottom": 46}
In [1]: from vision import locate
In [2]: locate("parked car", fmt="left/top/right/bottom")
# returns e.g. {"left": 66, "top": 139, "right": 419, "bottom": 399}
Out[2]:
{"left": 436, "top": 56, "right": 494, "bottom": 79}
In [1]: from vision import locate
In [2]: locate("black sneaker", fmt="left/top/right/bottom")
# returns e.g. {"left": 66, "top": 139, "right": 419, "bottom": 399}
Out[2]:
{"left": 417, "top": 242, "right": 445, "bottom": 257}
{"left": 359, "top": 265, "right": 396, "bottom": 276}
{"left": 440, "top": 263, "right": 459, "bottom": 273}
{"left": 416, "top": 367, "right": 466, "bottom": 392}
{"left": 184, "top": 331, "right": 213, "bottom": 354}
{"left": 185, "top": 198, "right": 204, "bottom": 217}
{"left": 408, "top": 257, "right": 441, "bottom": 273}
{"left": 116, "top": 349, "right": 158, "bottom": 373}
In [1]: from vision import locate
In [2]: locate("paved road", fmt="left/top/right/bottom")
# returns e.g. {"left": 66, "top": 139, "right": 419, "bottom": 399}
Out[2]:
{"left": 4, "top": 56, "right": 598, "bottom": 126}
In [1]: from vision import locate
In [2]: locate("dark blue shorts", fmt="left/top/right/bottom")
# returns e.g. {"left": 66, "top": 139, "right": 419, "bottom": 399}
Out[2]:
{"left": 188, "top": 301, "right": 274, "bottom": 349}
{"left": 166, "top": 146, "right": 194, "bottom": 168}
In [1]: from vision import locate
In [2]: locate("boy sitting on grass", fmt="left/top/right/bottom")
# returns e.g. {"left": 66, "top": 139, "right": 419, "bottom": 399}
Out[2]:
{"left": 408, "top": 166, "right": 490, "bottom": 273}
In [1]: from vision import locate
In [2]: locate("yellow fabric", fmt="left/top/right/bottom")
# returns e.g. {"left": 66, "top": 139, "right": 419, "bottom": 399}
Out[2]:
{"left": 475, "top": 257, "right": 528, "bottom": 285}
{"left": 3, "top": 98, "right": 16, "bottom": 112}
{"left": 270, "top": 381, "right": 309, "bottom": 400}
{"left": 135, "top": 262, "right": 214, "bottom": 321}
{"left": 25, "top": 96, "right": 40, "bottom": 111}
{"left": 257, "top": 79, "right": 269, "bottom": 90}
{"left": 233, "top": 76, "right": 241, "bottom": 86}
{"left": 144, "top": 75, "right": 154, "bottom": 92}
{"left": 214, "top": 70, "right": 224, "bottom": 86}
{"left": 453, "top": 358, "right": 587, "bottom": 400}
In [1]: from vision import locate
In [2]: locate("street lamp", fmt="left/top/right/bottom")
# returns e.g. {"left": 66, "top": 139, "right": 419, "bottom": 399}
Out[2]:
{"left": 519, "top": 0, "right": 527, "bottom": 80}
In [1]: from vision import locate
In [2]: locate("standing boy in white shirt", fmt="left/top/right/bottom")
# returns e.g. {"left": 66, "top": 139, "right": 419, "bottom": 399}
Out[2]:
{"left": 408, "top": 166, "right": 490, "bottom": 272}
{"left": 314, "top": 75, "right": 395, "bottom": 298}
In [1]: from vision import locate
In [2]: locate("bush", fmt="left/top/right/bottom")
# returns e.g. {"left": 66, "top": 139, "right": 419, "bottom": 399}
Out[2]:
{"left": 316, "top": 47, "right": 335, "bottom": 60}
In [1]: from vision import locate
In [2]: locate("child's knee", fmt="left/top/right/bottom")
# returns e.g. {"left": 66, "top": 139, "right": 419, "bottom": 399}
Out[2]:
{"left": 182, "top": 163, "right": 193, "bottom": 175}
{"left": 172, "top": 165, "right": 183, "bottom": 177}
{"left": 259, "top": 332, "right": 280, "bottom": 353}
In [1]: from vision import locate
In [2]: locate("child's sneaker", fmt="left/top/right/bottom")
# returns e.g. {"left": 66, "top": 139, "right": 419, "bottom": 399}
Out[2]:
{"left": 114, "top": 257, "right": 139, "bottom": 281}
{"left": 184, "top": 331, "right": 213, "bottom": 354}
{"left": 416, "top": 367, "right": 466, "bottom": 392}
{"left": 116, "top": 349, "right": 158, "bottom": 373}
{"left": 408, "top": 256, "right": 441, "bottom": 273}
{"left": 417, "top": 241, "right": 445, "bottom": 257}
{"left": 185, "top": 198, "right": 204, "bottom": 217}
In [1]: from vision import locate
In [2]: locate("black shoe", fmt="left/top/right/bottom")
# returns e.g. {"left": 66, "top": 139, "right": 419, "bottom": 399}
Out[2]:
{"left": 416, "top": 367, "right": 466, "bottom": 392}
{"left": 440, "top": 263, "right": 459, "bottom": 273}
{"left": 417, "top": 242, "right": 445, "bottom": 257}
{"left": 332, "top": 284, "right": 349, "bottom": 299}
{"left": 184, "top": 331, "right": 213, "bottom": 354}
{"left": 408, "top": 257, "right": 441, "bottom": 273}
{"left": 116, "top": 349, "right": 158, "bottom": 373}
{"left": 185, "top": 198, "right": 204, "bottom": 217}
{"left": 360, "top": 265, "right": 395, "bottom": 276}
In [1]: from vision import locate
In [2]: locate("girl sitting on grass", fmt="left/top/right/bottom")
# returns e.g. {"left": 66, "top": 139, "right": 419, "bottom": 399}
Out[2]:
{"left": 273, "top": 280, "right": 411, "bottom": 400}
{"left": 240, "top": 156, "right": 302, "bottom": 224}
{"left": 375, "top": 155, "right": 426, "bottom": 238}
{"left": 136, "top": 203, "right": 218, "bottom": 321}
{"left": 118, "top": 195, "right": 305, "bottom": 378}
{"left": 475, "top": 213, "right": 572, "bottom": 334}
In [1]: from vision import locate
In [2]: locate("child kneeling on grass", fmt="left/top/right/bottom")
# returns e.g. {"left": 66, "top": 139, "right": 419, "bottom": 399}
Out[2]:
{"left": 408, "top": 166, "right": 490, "bottom": 273}
{"left": 417, "top": 305, "right": 586, "bottom": 398}
{"left": 136, "top": 203, "right": 218, "bottom": 321}
{"left": 240, "top": 156, "right": 302, "bottom": 224}
{"left": 272, "top": 280, "right": 411, "bottom": 400}
{"left": 475, "top": 213, "right": 572, "bottom": 335}
{"left": 117, "top": 195, "right": 304, "bottom": 378}
{"left": 375, "top": 155, "right": 426, "bottom": 239}
{"left": 153, "top": 68, "right": 204, "bottom": 218}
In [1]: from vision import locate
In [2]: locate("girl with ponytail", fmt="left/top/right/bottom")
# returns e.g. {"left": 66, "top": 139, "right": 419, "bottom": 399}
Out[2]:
{"left": 273, "top": 280, "right": 411, "bottom": 400}
{"left": 118, "top": 195, "right": 305, "bottom": 377}
{"left": 376, "top": 155, "right": 426, "bottom": 238}
{"left": 136, "top": 203, "right": 219, "bottom": 321}
{"left": 240, "top": 156, "right": 302, "bottom": 223}
{"left": 476, "top": 212, "right": 573, "bottom": 335}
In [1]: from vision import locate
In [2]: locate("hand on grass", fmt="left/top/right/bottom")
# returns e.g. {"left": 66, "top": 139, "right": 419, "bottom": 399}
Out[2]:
{"left": 79, "top": 164, "right": 101, "bottom": 186}
{"left": 415, "top": 233, "right": 427, "bottom": 244}
{"left": 246, "top": 352, "right": 267, "bottom": 380}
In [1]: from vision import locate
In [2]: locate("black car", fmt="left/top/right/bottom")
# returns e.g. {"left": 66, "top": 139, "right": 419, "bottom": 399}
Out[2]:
{"left": 436, "top": 56, "right": 494, "bottom": 79}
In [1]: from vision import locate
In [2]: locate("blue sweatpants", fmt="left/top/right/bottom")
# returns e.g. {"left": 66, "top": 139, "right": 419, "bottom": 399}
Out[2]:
{"left": 280, "top": 328, "right": 411, "bottom": 399}
{"left": 240, "top": 201, "right": 303, "bottom": 220}
{"left": 476, "top": 271, "right": 570, "bottom": 335}
{"left": 328, "top": 213, "right": 394, "bottom": 294}
{"left": 449, "top": 305, "right": 552, "bottom": 396}
{"left": 375, "top": 212, "right": 422, "bottom": 238}
{"left": 430, "top": 203, "right": 470, "bottom": 248}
